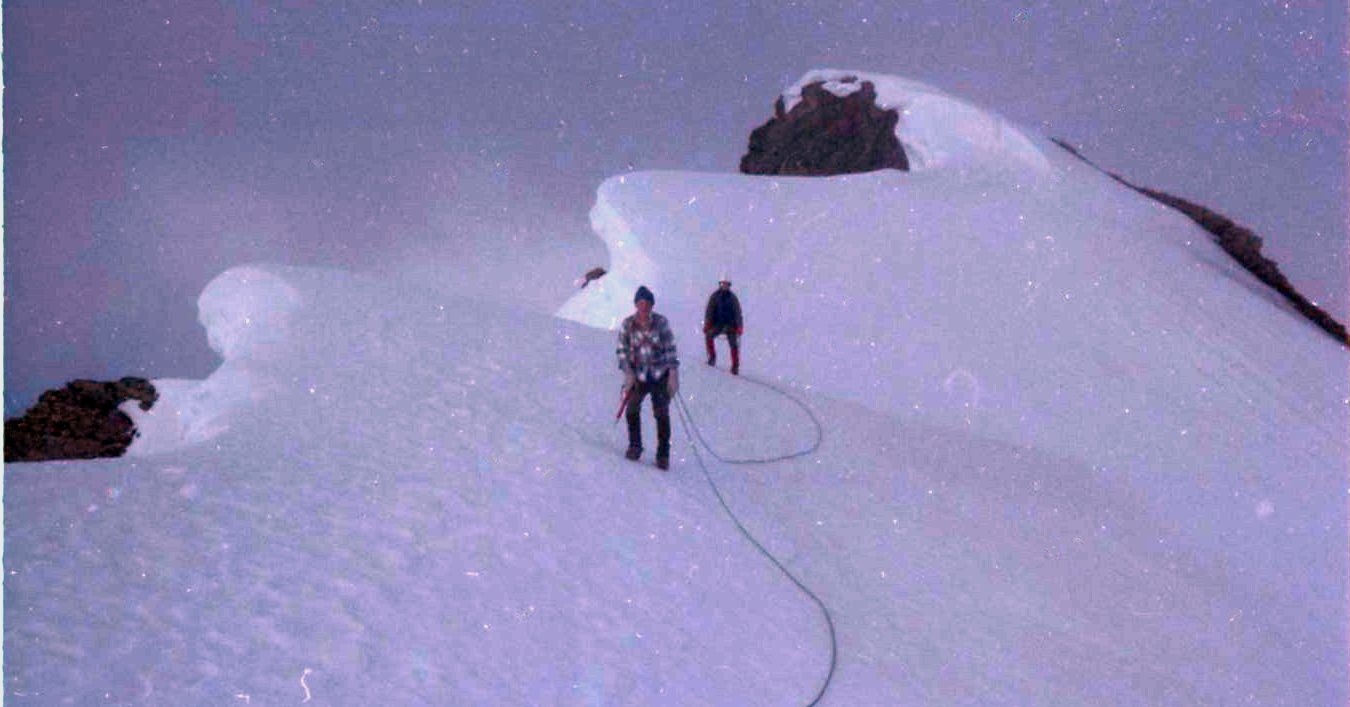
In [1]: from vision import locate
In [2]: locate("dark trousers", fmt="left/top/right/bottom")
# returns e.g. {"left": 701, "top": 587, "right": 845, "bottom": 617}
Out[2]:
{"left": 705, "top": 325, "right": 740, "bottom": 371}
{"left": 705, "top": 325, "right": 740, "bottom": 352}
{"left": 626, "top": 377, "right": 671, "bottom": 457}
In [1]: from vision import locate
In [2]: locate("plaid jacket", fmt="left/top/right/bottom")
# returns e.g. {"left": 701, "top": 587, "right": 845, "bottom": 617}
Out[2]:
{"left": 617, "top": 312, "right": 680, "bottom": 383}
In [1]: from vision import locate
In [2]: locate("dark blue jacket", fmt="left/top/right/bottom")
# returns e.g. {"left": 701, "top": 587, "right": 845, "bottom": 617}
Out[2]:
{"left": 704, "top": 290, "right": 743, "bottom": 329}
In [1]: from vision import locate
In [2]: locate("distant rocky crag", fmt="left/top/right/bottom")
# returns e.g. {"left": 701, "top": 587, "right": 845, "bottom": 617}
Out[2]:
{"left": 5, "top": 377, "right": 157, "bottom": 463}
{"left": 1051, "top": 138, "right": 1346, "bottom": 345}
{"left": 740, "top": 78, "right": 909, "bottom": 176}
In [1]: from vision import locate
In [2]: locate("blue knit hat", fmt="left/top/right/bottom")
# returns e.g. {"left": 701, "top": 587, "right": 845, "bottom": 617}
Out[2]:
{"left": 634, "top": 286, "right": 655, "bottom": 305}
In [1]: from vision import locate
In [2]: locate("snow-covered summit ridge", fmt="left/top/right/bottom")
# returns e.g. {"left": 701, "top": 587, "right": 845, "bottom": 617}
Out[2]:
{"left": 14, "top": 161, "right": 1344, "bottom": 704}
{"left": 783, "top": 69, "right": 1050, "bottom": 173}
{"left": 556, "top": 152, "right": 1347, "bottom": 626}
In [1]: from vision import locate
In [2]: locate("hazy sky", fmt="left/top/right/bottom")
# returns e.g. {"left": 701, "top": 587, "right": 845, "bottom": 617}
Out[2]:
{"left": 5, "top": 0, "right": 1346, "bottom": 414}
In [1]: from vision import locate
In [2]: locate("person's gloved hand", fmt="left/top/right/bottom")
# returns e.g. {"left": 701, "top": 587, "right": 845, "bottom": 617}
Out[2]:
{"left": 703, "top": 323, "right": 713, "bottom": 335}
{"left": 666, "top": 368, "right": 679, "bottom": 397}
{"left": 736, "top": 326, "right": 744, "bottom": 335}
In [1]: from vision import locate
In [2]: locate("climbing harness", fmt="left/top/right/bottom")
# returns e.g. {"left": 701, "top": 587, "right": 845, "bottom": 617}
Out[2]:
{"left": 673, "top": 374, "right": 835, "bottom": 706}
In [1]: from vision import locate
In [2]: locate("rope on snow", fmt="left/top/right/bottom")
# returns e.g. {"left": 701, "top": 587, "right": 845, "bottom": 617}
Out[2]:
{"left": 673, "top": 373, "right": 835, "bottom": 706}
{"left": 678, "top": 373, "right": 823, "bottom": 464}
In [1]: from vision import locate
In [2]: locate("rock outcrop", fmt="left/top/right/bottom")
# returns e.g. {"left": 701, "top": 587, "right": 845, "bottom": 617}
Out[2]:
{"left": 741, "top": 78, "right": 909, "bottom": 176}
{"left": 1052, "top": 138, "right": 1347, "bottom": 345}
{"left": 5, "top": 377, "right": 158, "bottom": 462}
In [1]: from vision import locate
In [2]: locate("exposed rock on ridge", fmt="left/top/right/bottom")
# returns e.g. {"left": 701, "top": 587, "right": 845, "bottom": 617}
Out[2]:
{"left": 1052, "top": 138, "right": 1346, "bottom": 346}
{"left": 741, "top": 78, "right": 909, "bottom": 176}
{"left": 5, "top": 377, "right": 158, "bottom": 462}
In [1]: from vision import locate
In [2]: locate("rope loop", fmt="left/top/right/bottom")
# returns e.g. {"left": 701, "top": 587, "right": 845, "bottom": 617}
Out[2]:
{"left": 673, "top": 374, "right": 836, "bottom": 706}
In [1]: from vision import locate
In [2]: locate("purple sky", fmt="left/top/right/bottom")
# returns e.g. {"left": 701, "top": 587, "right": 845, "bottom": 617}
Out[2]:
{"left": 5, "top": 0, "right": 1346, "bottom": 414}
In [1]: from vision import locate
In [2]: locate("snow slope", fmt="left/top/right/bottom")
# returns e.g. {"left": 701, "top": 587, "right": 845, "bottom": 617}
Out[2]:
{"left": 6, "top": 73, "right": 1346, "bottom": 705}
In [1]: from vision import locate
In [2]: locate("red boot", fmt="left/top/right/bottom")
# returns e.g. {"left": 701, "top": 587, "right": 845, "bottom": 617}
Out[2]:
{"left": 730, "top": 347, "right": 740, "bottom": 375}
{"left": 705, "top": 335, "right": 717, "bottom": 366}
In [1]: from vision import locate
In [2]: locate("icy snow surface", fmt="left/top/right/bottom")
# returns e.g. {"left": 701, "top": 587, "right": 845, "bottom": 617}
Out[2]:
{"left": 7, "top": 73, "right": 1347, "bottom": 705}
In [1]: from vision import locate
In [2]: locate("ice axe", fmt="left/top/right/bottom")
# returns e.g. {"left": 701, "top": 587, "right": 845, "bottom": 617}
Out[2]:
{"left": 618, "top": 383, "right": 631, "bottom": 423}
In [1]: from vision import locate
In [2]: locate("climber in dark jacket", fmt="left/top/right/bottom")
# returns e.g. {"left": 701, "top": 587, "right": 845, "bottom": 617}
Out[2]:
{"left": 702, "top": 277, "right": 743, "bottom": 375}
